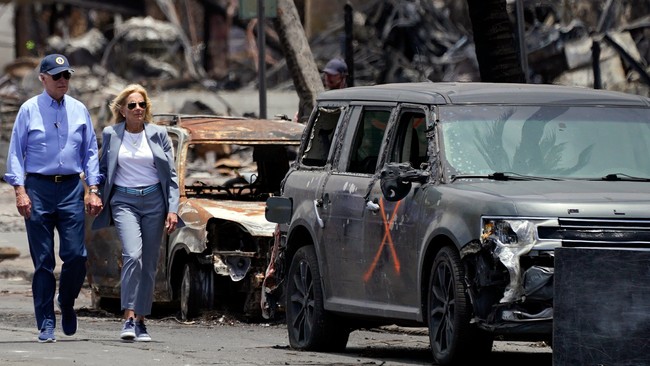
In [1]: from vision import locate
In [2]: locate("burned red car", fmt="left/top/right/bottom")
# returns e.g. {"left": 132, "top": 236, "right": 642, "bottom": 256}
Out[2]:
{"left": 86, "top": 114, "right": 303, "bottom": 319}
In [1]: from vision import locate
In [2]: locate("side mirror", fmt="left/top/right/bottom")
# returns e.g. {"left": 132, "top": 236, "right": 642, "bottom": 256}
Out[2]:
{"left": 380, "top": 162, "right": 429, "bottom": 202}
{"left": 265, "top": 197, "right": 293, "bottom": 224}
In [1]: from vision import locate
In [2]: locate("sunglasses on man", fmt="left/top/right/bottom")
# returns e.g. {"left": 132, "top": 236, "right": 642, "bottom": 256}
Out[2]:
{"left": 127, "top": 101, "right": 147, "bottom": 110}
{"left": 51, "top": 71, "right": 72, "bottom": 81}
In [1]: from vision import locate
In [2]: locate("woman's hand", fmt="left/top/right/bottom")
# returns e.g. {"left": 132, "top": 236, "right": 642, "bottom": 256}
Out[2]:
{"left": 165, "top": 213, "right": 179, "bottom": 234}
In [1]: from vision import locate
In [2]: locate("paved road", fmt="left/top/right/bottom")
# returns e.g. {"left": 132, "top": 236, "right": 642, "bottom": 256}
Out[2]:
{"left": 0, "top": 275, "right": 551, "bottom": 366}
{"left": 0, "top": 182, "right": 551, "bottom": 365}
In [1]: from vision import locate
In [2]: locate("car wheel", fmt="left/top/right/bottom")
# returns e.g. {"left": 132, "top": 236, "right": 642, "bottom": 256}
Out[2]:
{"left": 180, "top": 262, "right": 201, "bottom": 321}
{"left": 428, "top": 246, "right": 493, "bottom": 365}
{"left": 286, "top": 246, "right": 349, "bottom": 351}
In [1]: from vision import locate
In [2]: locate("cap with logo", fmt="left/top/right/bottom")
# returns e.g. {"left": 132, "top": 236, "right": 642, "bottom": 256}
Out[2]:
{"left": 323, "top": 58, "right": 348, "bottom": 75}
{"left": 40, "top": 54, "right": 75, "bottom": 75}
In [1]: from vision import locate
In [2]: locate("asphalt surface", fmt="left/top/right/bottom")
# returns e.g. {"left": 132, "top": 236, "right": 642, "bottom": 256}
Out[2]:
{"left": 0, "top": 274, "right": 552, "bottom": 366}
{"left": 0, "top": 176, "right": 551, "bottom": 365}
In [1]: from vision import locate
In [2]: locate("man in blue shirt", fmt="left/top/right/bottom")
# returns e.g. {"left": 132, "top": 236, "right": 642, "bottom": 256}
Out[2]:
{"left": 4, "top": 54, "right": 103, "bottom": 343}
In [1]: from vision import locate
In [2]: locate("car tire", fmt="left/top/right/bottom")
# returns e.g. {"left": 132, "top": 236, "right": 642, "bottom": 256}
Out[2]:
{"left": 286, "top": 246, "right": 349, "bottom": 351}
{"left": 180, "top": 261, "right": 201, "bottom": 321}
{"left": 428, "top": 246, "right": 493, "bottom": 365}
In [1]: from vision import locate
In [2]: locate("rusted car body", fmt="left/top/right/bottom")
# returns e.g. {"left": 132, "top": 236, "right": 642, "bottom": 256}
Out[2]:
{"left": 86, "top": 114, "right": 303, "bottom": 319}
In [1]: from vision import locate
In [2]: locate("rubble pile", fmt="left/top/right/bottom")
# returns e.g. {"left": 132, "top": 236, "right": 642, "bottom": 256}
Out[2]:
{"left": 0, "top": 0, "right": 648, "bottom": 145}
{"left": 309, "top": 0, "right": 649, "bottom": 95}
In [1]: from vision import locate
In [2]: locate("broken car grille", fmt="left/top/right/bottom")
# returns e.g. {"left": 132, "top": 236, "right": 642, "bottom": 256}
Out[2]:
{"left": 538, "top": 218, "right": 650, "bottom": 248}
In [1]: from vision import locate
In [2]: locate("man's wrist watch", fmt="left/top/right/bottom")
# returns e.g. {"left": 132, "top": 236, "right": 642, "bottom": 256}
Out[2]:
{"left": 89, "top": 188, "right": 100, "bottom": 196}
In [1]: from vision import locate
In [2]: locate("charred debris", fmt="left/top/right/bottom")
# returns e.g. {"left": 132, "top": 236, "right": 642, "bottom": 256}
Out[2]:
{"left": 0, "top": 0, "right": 648, "bottom": 141}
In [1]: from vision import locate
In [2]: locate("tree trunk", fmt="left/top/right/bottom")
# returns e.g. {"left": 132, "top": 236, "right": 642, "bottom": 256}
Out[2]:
{"left": 274, "top": 0, "right": 324, "bottom": 122}
{"left": 466, "top": 0, "right": 525, "bottom": 83}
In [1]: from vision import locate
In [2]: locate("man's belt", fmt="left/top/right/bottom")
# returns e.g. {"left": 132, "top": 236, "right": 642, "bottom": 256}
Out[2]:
{"left": 114, "top": 184, "right": 160, "bottom": 196}
{"left": 28, "top": 173, "right": 80, "bottom": 183}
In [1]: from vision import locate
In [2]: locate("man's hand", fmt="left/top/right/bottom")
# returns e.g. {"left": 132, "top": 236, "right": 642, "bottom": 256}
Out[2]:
{"left": 86, "top": 186, "right": 103, "bottom": 216}
{"left": 14, "top": 186, "right": 31, "bottom": 219}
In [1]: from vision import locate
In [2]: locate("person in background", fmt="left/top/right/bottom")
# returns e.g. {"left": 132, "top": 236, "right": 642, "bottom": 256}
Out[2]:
{"left": 4, "top": 53, "right": 103, "bottom": 343}
{"left": 294, "top": 57, "right": 350, "bottom": 122}
{"left": 323, "top": 58, "right": 348, "bottom": 89}
{"left": 91, "top": 84, "right": 179, "bottom": 342}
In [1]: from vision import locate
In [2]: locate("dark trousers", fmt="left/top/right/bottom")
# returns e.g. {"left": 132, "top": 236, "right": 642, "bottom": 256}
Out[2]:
{"left": 25, "top": 175, "right": 87, "bottom": 330}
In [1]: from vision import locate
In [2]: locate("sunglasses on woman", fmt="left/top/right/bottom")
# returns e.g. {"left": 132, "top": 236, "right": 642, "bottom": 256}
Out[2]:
{"left": 51, "top": 71, "right": 72, "bottom": 81}
{"left": 127, "top": 101, "right": 147, "bottom": 110}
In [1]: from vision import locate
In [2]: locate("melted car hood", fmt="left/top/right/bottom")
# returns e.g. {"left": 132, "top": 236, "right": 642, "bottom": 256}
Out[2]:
{"left": 178, "top": 199, "right": 274, "bottom": 237}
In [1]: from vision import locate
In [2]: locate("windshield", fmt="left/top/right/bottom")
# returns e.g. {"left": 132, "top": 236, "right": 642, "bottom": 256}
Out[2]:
{"left": 439, "top": 105, "right": 650, "bottom": 179}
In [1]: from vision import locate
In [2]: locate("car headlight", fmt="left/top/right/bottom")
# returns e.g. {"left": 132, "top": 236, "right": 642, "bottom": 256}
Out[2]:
{"left": 481, "top": 217, "right": 560, "bottom": 250}
{"left": 480, "top": 217, "right": 559, "bottom": 303}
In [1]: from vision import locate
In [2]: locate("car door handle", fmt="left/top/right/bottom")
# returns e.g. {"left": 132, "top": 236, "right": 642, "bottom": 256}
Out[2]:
{"left": 313, "top": 199, "right": 325, "bottom": 228}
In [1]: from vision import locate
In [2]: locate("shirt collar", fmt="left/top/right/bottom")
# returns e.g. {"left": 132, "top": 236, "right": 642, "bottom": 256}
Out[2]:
{"left": 41, "top": 90, "right": 66, "bottom": 107}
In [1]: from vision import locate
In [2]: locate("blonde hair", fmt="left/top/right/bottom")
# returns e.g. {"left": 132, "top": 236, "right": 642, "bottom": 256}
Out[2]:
{"left": 109, "top": 84, "right": 153, "bottom": 124}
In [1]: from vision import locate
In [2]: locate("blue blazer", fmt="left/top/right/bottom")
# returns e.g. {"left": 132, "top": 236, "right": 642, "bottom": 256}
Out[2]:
{"left": 91, "top": 121, "right": 180, "bottom": 230}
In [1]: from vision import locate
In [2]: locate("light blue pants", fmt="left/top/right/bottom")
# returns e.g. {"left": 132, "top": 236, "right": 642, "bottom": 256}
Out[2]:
{"left": 110, "top": 185, "right": 166, "bottom": 316}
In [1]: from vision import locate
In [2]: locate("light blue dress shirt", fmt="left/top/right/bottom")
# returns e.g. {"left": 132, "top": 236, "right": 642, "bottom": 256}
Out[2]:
{"left": 3, "top": 91, "right": 100, "bottom": 186}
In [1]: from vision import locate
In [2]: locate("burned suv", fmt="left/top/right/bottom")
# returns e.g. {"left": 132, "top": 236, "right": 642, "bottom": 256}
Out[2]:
{"left": 263, "top": 82, "right": 650, "bottom": 364}
{"left": 86, "top": 114, "right": 303, "bottom": 320}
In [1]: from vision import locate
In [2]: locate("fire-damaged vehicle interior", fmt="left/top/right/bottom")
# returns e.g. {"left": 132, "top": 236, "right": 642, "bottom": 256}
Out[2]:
{"left": 86, "top": 114, "right": 303, "bottom": 320}
{"left": 263, "top": 82, "right": 650, "bottom": 365}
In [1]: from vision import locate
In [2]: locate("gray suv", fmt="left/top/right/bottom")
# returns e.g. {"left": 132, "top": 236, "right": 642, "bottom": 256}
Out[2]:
{"left": 263, "top": 82, "right": 650, "bottom": 365}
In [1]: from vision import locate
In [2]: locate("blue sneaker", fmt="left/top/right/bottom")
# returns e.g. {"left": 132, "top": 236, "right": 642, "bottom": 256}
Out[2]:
{"left": 56, "top": 294, "right": 77, "bottom": 336}
{"left": 121, "top": 317, "right": 135, "bottom": 340}
{"left": 135, "top": 320, "right": 151, "bottom": 342}
{"left": 38, "top": 319, "right": 56, "bottom": 343}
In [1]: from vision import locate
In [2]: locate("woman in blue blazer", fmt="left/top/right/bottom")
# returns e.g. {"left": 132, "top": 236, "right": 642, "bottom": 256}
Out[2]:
{"left": 92, "top": 84, "right": 179, "bottom": 342}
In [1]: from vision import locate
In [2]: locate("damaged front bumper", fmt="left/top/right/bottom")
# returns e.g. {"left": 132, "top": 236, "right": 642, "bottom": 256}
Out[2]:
{"left": 462, "top": 217, "right": 560, "bottom": 334}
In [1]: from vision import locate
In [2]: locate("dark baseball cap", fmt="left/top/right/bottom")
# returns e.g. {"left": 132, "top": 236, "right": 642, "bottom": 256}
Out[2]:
{"left": 39, "top": 54, "right": 75, "bottom": 75}
{"left": 323, "top": 58, "right": 348, "bottom": 75}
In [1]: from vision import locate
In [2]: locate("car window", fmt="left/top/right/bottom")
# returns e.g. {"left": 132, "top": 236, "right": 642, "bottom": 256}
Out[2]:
{"left": 390, "top": 110, "right": 428, "bottom": 168}
{"left": 346, "top": 109, "right": 391, "bottom": 174}
{"left": 182, "top": 142, "right": 296, "bottom": 199}
{"left": 301, "top": 107, "right": 342, "bottom": 167}
{"left": 440, "top": 105, "right": 650, "bottom": 178}
{"left": 253, "top": 145, "right": 293, "bottom": 194}
{"left": 184, "top": 142, "right": 237, "bottom": 185}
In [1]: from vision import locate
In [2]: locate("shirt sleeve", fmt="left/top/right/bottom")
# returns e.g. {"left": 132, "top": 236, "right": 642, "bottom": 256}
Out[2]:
{"left": 81, "top": 107, "right": 101, "bottom": 186}
{"left": 3, "top": 105, "right": 30, "bottom": 186}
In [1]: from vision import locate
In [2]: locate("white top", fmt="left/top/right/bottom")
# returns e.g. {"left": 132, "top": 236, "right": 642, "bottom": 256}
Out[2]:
{"left": 114, "top": 131, "right": 160, "bottom": 187}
